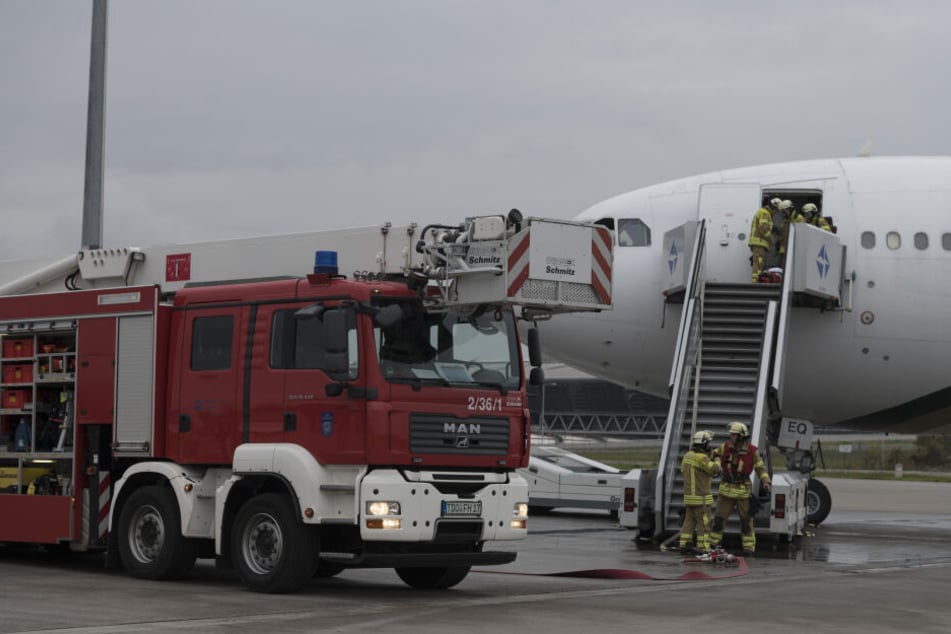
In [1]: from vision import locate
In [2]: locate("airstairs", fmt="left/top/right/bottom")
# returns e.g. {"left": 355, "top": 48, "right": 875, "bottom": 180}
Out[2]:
{"left": 649, "top": 220, "right": 821, "bottom": 540}
{"left": 620, "top": 219, "right": 846, "bottom": 542}
{"left": 655, "top": 279, "right": 782, "bottom": 535}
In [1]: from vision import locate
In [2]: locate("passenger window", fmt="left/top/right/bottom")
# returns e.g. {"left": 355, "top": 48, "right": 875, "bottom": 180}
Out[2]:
{"left": 270, "top": 308, "right": 358, "bottom": 380}
{"left": 914, "top": 232, "right": 929, "bottom": 250}
{"left": 886, "top": 232, "right": 901, "bottom": 250}
{"left": 861, "top": 232, "right": 875, "bottom": 249}
{"left": 191, "top": 315, "right": 234, "bottom": 371}
{"left": 617, "top": 218, "right": 651, "bottom": 247}
{"left": 942, "top": 233, "right": 951, "bottom": 251}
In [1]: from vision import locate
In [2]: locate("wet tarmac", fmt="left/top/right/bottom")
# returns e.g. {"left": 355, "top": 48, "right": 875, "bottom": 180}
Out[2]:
{"left": 1, "top": 477, "right": 949, "bottom": 634}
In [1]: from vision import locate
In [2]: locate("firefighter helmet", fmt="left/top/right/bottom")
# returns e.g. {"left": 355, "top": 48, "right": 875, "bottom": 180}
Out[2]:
{"left": 692, "top": 430, "right": 714, "bottom": 446}
{"left": 802, "top": 203, "right": 818, "bottom": 215}
{"left": 779, "top": 200, "right": 793, "bottom": 211}
{"left": 728, "top": 421, "right": 749, "bottom": 437}
{"left": 769, "top": 197, "right": 781, "bottom": 208}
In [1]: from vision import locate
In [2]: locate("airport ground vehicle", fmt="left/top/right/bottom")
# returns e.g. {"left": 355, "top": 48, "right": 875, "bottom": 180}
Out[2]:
{"left": 519, "top": 445, "right": 622, "bottom": 515}
{"left": 0, "top": 213, "right": 612, "bottom": 592}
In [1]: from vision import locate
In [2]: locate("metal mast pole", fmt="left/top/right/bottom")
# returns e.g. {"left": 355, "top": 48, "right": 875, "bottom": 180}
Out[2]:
{"left": 81, "top": 0, "right": 108, "bottom": 250}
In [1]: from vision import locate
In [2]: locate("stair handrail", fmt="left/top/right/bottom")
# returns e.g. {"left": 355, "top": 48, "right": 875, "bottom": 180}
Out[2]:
{"left": 654, "top": 222, "right": 707, "bottom": 537}
{"left": 770, "top": 224, "right": 797, "bottom": 411}
{"left": 689, "top": 279, "right": 705, "bottom": 442}
{"left": 667, "top": 221, "right": 707, "bottom": 388}
{"left": 752, "top": 299, "right": 779, "bottom": 479}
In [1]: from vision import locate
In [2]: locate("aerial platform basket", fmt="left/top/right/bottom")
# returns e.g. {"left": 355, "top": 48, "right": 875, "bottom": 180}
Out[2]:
{"left": 416, "top": 216, "right": 613, "bottom": 316}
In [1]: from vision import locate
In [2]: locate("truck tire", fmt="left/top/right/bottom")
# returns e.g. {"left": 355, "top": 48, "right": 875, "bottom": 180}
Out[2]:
{"left": 231, "top": 493, "right": 318, "bottom": 593}
{"left": 117, "top": 485, "right": 197, "bottom": 580}
{"left": 395, "top": 566, "right": 470, "bottom": 589}
{"left": 806, "top": 478, "right": 832, "bottom": 525}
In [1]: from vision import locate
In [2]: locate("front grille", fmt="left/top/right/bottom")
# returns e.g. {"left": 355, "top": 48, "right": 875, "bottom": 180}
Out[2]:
{"left": 434, "top": 520, "right": 484, "bottom": 543}
{"left": 409, "top": 413, "right": 509, "bottom": 455}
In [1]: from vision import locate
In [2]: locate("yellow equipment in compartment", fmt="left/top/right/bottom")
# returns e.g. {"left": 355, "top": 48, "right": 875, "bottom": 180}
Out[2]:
{"left": 0, "top": 467, "right": 51, "bottom": 493}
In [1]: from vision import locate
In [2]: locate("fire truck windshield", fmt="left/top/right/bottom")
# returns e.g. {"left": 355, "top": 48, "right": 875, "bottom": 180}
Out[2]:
{"left": 374, "top": 302, "right": 521, "bottom": 390}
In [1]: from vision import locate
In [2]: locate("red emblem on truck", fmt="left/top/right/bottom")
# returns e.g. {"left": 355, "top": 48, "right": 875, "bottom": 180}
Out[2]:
{"left": 166, "top": 253, "right": 191, "bottom": 282}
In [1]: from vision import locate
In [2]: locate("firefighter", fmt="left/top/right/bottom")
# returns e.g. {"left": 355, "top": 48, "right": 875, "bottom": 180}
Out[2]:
{"left": 679, "top": 430, "right": 721, "bottom": 554}
{"left": 748, "top": 198, "right": 777, "bottom": 282}
{"left": 802, "top": 203, "right": 832, "bottom": 232}
{"left": 710, "top": 422, "right": 771, "bottom": 556}
{"left": 777, "top": 200, "right": 804, "bottom": 267}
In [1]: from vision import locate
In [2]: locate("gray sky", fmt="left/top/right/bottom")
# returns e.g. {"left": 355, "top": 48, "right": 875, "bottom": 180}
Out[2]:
{"left": 2, "top": 1, "right": 949, "bottom": 261}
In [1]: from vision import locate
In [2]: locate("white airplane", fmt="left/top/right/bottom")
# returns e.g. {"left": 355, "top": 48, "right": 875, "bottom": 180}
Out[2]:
{"left": 544, "top": 155, "right": 951, "bottom": 434}
{"left": 535, "top": 155, "right": 951, "bottom": 531}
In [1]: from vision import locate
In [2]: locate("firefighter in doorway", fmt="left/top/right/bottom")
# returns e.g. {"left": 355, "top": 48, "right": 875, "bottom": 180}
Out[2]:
{"left": 802, "top": 203, "right": 833, "bottom": 232}
{"left": 748, "top": 198, "right": 778, "bottom": 282}
{"left": 710, "top": 422, "right": 771, "bottom": 556}
{"left": 777, "top": 199, "right": 804, "bottom": 267}
{"left": 679, "top": 430, "right": 721, "bottom": 554}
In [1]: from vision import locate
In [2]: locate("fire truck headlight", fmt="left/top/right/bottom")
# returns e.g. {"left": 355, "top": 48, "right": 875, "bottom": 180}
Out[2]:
{"left": 366, "top": 501, "right": 401, "bottom": 517}
{"left": 511, "top": 503, "right": 528, "bottom": 529}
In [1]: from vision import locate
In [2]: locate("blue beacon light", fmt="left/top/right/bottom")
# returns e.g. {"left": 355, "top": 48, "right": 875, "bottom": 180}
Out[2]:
{"left": 313, "top": 250, "right": 338, "bottom": 275}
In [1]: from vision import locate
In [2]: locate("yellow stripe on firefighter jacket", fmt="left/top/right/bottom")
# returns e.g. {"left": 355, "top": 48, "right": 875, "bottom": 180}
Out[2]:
{"left": 780, "top": 212, "right": 805, "bottom": 254}
{"left": 812, "top": 216, "right": 833, "bottom": 232}
{"left": 714, "top": 440, "right": 770, "bottom": 499}
{"left": 748, "top": 207, "right": 773, "bottom": 248}
{"left": 680, "top": 449, "right": 720, "bottom": 506}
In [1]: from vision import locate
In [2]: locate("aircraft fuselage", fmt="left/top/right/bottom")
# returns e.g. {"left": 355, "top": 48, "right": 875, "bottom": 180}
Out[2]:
{"left": 542, "top": 156, "right": 951, "bottom": 433}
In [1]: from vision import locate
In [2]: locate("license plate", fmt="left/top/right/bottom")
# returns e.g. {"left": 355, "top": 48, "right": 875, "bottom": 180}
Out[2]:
{"left": 442, "top": 500, "right": 482, "bottom": 516}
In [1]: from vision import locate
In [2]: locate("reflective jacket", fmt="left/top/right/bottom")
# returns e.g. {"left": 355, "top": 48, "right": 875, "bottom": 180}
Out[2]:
{"left": 713, "top": 440, "right": 770, "bottom": 499}
{"left": 809, "top": 215, "right": 833, "bottom": 232}
{"left": 681, "top": 448, "right": 721, "bottom": 506}
{"left": 748, "top": 207, "right": 773, "bottom": 248}
{"left": 779, "top": 212, "right": 805, "bottom": 255}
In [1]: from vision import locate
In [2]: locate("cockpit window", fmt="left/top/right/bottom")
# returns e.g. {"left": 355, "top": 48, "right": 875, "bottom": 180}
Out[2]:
{"left": 617, "top": 218, "right": 651, "bottom": 247}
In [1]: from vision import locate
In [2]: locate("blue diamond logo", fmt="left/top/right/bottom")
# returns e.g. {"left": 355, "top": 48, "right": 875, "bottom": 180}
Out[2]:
{"left": 816, "top": 245, "right": 830, "bottom": 279}
{"left": 668, "top": 242, "right": 679, "bottom": 274}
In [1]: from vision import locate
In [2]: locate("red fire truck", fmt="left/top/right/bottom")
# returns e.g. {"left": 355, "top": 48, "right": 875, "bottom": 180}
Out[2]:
{"left": 0, "top": 214, "right": 612, "bottom": 593}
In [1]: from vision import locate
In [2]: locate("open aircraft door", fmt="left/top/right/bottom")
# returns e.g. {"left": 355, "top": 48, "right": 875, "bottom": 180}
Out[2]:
{"left": 698, "top": 183, "right": 762, "bottom": 282}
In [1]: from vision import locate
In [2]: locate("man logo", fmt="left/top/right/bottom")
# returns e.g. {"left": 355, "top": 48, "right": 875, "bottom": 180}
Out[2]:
{"left": 455, "top": 436, "right": 470, "bottom": 449}
{"left": 444, "top": 423, "right": 481, "bottom": 434}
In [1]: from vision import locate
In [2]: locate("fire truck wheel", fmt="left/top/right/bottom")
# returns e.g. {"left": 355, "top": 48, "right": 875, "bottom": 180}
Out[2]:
{"left": 117, "top": 485, "right": 198, "bottom": 580}
{"left": 395, "top": 565, "right": 471, "bottom": 589}
{"left": 806, "top": 478, "right": 832, "bottom": 525}
{"left": 231, "top": 493, "right": 318, "bottom": 593}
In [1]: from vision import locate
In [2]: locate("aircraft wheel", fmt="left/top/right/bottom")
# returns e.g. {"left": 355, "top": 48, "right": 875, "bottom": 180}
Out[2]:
{"left": 117, "top": 485, "right": 197, "bottom": 579}
{"left": 395, "top": 566, "right": 471, "bottom": 589}
{"left": 806, "top": 478, "right": 832, "bottom": 525}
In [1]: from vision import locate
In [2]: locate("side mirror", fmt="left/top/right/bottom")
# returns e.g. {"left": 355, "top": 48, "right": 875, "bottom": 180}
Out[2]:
{"left": 529, "top": 367, "right": 545, "bottom": 386}
{"left": 527, "top": 328, "right": 543, "bottom": 367}
{"left": 374, "top": 304, "right": 405, "bottom": 329}
{"left": 323, "top": 309, "right": 349, "bottom": 375}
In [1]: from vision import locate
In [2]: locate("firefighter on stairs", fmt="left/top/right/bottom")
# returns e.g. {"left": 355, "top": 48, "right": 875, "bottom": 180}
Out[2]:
{"left": 679, "top": 430, "right": 721, "bottom": 555}
{"left": 710, "top": 422, "right": 771, "bottom": 556}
